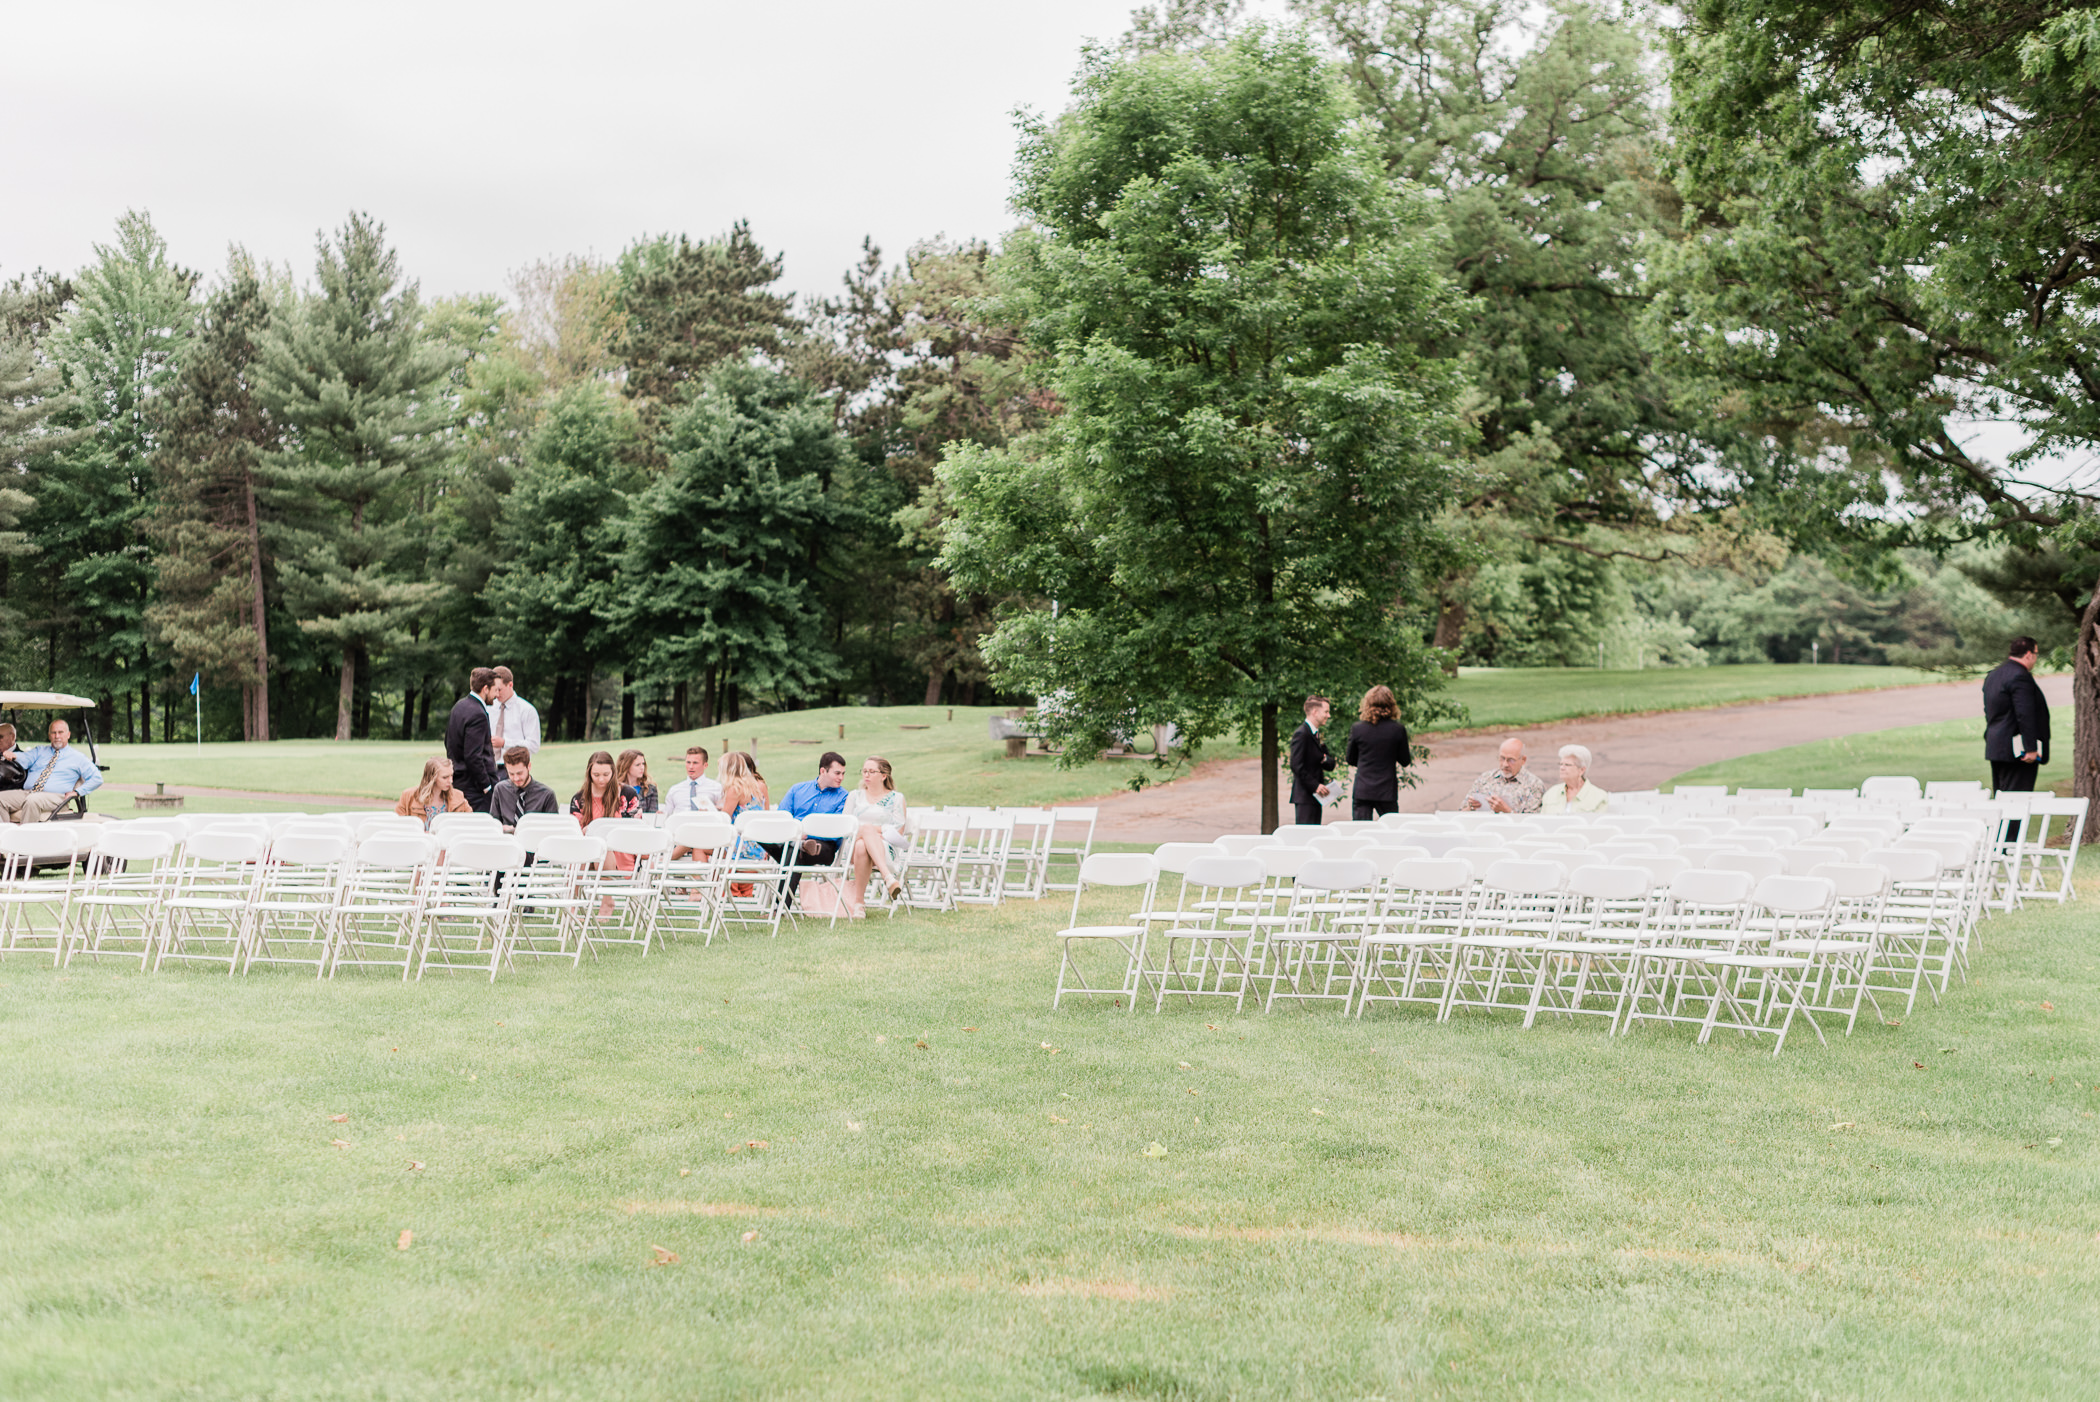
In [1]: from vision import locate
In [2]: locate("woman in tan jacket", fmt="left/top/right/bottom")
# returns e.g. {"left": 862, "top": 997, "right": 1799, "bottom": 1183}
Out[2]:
{"left": 396, "top": 756, "right": 472, "bottom": 829}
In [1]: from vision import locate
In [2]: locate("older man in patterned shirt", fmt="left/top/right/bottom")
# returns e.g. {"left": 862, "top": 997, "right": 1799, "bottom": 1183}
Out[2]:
{"left": 1462, "top": 737, "right": 1546, "bottom": 814}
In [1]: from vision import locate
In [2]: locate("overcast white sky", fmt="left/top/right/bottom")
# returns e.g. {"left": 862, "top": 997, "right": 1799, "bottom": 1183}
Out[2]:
{"left": 3, "top": 0, "right": 1152, "bottom": 303}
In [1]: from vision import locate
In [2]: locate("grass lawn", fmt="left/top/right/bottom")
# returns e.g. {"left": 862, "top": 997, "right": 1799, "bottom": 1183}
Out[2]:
{"left": 3, "top": 878, "right": 2095, "bottom": 1397}
{"left": 1660, "top": 717, "right": 2068, "bottom": 796}
{"left": 1441, "top": 662, "right": 1954, "bottom": 732}
{"left": 80, "top": 667, "right": 1963, "bottom": 817}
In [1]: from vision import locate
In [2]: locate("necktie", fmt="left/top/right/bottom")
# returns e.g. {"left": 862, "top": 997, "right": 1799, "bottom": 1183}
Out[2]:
{"left": 30, "top": 757, "right": 52, "bottom": 792}
{"left": 689, "top": 780, "right": 699, "bottom": 807}
{"left": 493, "top": 702, "right": 506, "bottom": 748}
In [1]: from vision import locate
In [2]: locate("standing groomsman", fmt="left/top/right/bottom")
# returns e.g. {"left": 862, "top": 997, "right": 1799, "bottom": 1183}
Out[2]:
{"left": 1287, "top": 695, "right": 1335, "bottom": 827}
{"left": 1983, "top": 636, "right": 2050, "bottom": 796}
{"left": 445, "top": 668, "right": 500, "bottom": 814}
{"left": 487, "top": 666, "right": 542, "bottom": 759}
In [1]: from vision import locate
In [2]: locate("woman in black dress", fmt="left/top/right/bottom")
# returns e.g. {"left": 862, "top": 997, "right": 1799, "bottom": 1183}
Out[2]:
{"left": 1345, "top": 685, "right": 1410, "bottom": 821}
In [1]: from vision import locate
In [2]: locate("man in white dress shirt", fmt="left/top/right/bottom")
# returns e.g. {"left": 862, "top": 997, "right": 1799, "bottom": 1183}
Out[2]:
{"left": 486, "top": 666, "right": 542, "bottom": 760}
{"left": 662, "top": 746, "right": 723, "bottom": 816}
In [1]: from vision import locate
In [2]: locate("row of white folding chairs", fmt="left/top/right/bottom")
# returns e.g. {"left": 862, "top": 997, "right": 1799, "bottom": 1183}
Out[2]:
{"left": 1056, "top": 851, "right": 1955, "bottom": 1053}
{"left": 891, "top": 806, "right": 1100, "bottom": 908}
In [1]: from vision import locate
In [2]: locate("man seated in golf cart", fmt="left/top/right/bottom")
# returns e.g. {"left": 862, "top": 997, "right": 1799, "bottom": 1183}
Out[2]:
{"left": 0, "top": 717, "right": 102, "bottom": 824}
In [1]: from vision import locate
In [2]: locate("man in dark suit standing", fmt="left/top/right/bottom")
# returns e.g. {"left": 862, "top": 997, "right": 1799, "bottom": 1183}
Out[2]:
{"left": 1983, "top": 636, "right": 2049, "bottom": 798}
{"left": 1287, "top": 695, "right": 1335, "bottom": 827}
{"left": 445, "top": 667, "right": 501, "bottom": 814}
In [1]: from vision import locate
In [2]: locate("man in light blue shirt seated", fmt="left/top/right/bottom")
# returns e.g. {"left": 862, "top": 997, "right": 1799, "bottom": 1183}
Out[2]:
{"left": 0, "top": 719, "right": 103, "bottom": 824}
{"left": 774, "top": 751, "right": 849, "bottom": 897}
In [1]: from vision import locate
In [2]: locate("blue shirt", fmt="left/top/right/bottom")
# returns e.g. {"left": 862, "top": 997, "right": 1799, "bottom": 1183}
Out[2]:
{"left": 20, "top": 745, "right": 103, "bottom": 796}
{"left": 779, "top": 779, "right": 847, "bottom": 821}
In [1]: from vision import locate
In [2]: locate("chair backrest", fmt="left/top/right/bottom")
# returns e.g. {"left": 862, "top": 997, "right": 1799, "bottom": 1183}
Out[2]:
{"left": 269, "top": 833, "right": 349, "bottom": 866}
{"left": 1309, "top": 835, "right": 1374, "bottom": 860}
{"left": 1214, "top": 834, "right": 1269, "bottom": 858}
{"left": 800, "top": 811, "right": 859, "bottom": 843}
{"left": 1389, "top": 857, "right": 1472, "bottom": 893}
{"left": 1412, "top": 832, "right": 1479, "bottom": 859}
{"left": 122, "top": 816, "right": 195, "bottom": 843}
{"left": 1865, "top": 847, "right": 1939, "bottom": 882}
{"left": 1860, "top": 775, "right": 1923, "bottom": 803}
{"left": 431, "top": 811, "right": 501, "bottom": 837}
{"left": 1809, "top": 862, "right": 1887, "bottom": 899}
{"left": 357, "top": 814, "right": 427, "bottom": 841}
{"left": 732, "top": 811, "right": 802, "bottom": 845}
{"left": 1294, "top": 857, "right": 1376, "bottom": 893}
{"left": 355, "top": 835, "right": 432, "bottom": 868}
{"left": 1076, "top": 852, "right": 1158, "bottom": 887}
{"left": 1624, "top": 854, "right": 1687, "bottom": 885}
{"left": 1746, "top": 816, "right": 1818, "bottom": 842}
{"left": 1182, "top": 854, "right": 1266, "bottom": 889}
{"left": 602, "top": 827, "right": 671, "bottom": 859}
{"left": 1753, "top": 874, "right": 1836, "bottom": 915}
{"left": 1271, "top": 823, "right": 1324, "bottom": 848}
{"left": 1249, "top": 844, "right": 1315, "bottom": 879}
{"left": 444, "top": 837, "right": 527, "bottom": 871}
{"left": 91, "top": 826, "right": 177, "bottom": 863}
{"left": 1591, "top": 815, "right": 1657, "bottom": 834}
{"left": 184, "top": 830, "right": 268, "bottom": 864}
{"left": 1924, "top": 780, "right": 1985, "bottom": 800}
{"left": 1735, "top": 787, "right": 1794, "bottom": 801}
{"left": 1152, "top": 842, "right": 1221, "bottom": 875}
{"left": 1443, "top": 847, "right": 1506, "bottom": 881}
{"left": 1667, "top": 868, "right": 1754, "bottom": 905}
{"left": 1568, "top": 864, "right": 1650, "bottom": 901}
{"left": 667, "top": 814, "right": 734, "bottom": 847}
{"left": 1801, "top": 787, "right": 1860, "bottom": 802}
{"left": 534, "top": 833, "right": 607, "bottom": 866}
{"left": 1711, "top": 851, "right": 1782, "bottom": 885}
{"left": 1482, "top": 859, "right": 1565, "bottom": 895}
{"left": 1777, "top": 844, "right": 1848, "bottom": 877}
{"left": 1672, "top": 785, "right": 1729, "bottom": 799}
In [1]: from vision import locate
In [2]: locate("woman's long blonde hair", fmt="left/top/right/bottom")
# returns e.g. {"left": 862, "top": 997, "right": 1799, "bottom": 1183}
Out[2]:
{"left": 412, "top": 756, "right": 454, "bottom": 810}
{"left": 720, "top": 751, "right": 767, "bottom": 811}
{"left": 862, "top": 755, "right": 894, "bottom": 792}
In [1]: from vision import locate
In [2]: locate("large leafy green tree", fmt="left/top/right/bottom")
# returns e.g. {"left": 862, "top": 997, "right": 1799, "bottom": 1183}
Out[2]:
{"left": 145, "top": 257, "right": 278, "bottom": 741}
{"left": 481, "top": 382, "right": 639, "bottom": 741}
{"left": 258, "top": 214, "right": 454, "bottom": 741}
{"left": 0, "top": 275, "right": 73, "bottom": 650}
{"left": 621, "top": 363, "right": 849, "bottom": 725}
{"left": 36, "top": 212, "right": 196, "bottom": 732}
{"left": 941, "top": 27, "right": 1468, "bottom": 831}
{"left": 1661, "top": 0, "right": 2100, "bottom": 809}
{"left": 615, "top": 224, "right": 798, "bottom": 411}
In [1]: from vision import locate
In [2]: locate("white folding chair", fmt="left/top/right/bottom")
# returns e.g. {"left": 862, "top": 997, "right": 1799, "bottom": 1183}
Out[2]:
{"left": 1042, "top": 807, "right": 1098, "bottom": 891}
{"left": 1262, "top": 857, "right": 1378, "bottom": 1013}
{"left": 508, "top": 833, "right": 605, "bottom": 960}
{"left": 1003, "top": 808, "right": 1055, "bottom": 900}
{"left": 356, "top": 814, "right": 428, "bottom": 842}
{"left": 952, "top": 812, "right": 1015, "bottom": 906}
{"left": 2019, "top": 795, "right": 2087, "bottom": 903}
{"left": 1698, "top": 875, "right": 1839, "bottom": 1055}
{"left": 1051, "top": 853, "right": 1158, "bottom": 1010}
{"left": 1151, "top": 853, "right": 1268, "bottom": 1012}
{"left": 1524, "top": 864, "right": 1653, "bottom": 1030}
{"left": 1617, "top": 868, "right": 1755, "bottom": 1037}
{"left": 1353, "top": 857, "right": 1473, "bottom": 1018}
{"left": 64, "top": 826, "right": 178, "bottom": 969}
{"left": 791, "top": 812, "right": 860, "bottom": 926}
{"left": 329, "top": 835, "right": 433, "bottom": 979}
{"left": 895, "top": 811, "right": 968, "bottom": 913}
{"left": 657, "top": 816, "right": 733, "bottom": 943}
{"left": 515, "top": 812, "right": 580, "bottom": 851}
{"left": 419, "top": 837, "right": 526, "bottom": 980}
{"left": 242, "top": 833, "right": 350, "bottom": 977}
{"left": 156, "top": 830, "right": 267, "bottom": 974}
{"left": 1860, "top": 776, "right": 1922, "bottom": 804}
{"left": 1440, "top": 859, "right": 1566, "bottom": 1022}
{"left": 576, "top": 826, "right": 670, "bottom": 960}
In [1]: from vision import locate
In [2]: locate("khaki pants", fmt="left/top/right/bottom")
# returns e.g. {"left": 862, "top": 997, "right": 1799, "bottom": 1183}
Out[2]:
{"left": 0, "top": 791, "right": 72, "bottom": 824}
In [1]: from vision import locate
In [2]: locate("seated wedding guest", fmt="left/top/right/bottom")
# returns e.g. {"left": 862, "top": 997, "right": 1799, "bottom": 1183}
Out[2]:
{"left": 615, "top": 749, "right": 659, "bottom": 813}
{"left": 662, "top": 746, "right": 723, "bottom": 817}
{"left": 1461, "top": 737, "right": 1546, "bottom": 814}
{"left": 0, "top": 718, "right": 102, "bottom": 823}
{"left": 0, "top": 723, "right": 25, "bottom": 791}
{"left": 776, "top": 751, "right": 849, "bottom": 900}
{"left": 1540, "top": 744, "right": 1610, "bottom": 813}
{"left": 489, "top": 745, "right": 561, "bottom": 833}
{"left": 395, "top": 756, "right": 471, "bottom": 830}
{"left": 572, "top": 750, "right": 640, "bottom": 914}
{"left": 718, "top": 752, "right": 770, "bottom": 896}
{"left": 841, "top": 755, "right": 910, "bottom": 916}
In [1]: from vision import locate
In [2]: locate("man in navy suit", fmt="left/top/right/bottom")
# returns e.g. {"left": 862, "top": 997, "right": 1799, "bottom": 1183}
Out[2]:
{"left": 1287, "top": 695, "right": 1335, "bottom": 827}
{"left": 1982, "top": 636, "right": 2049, "bottom": 798}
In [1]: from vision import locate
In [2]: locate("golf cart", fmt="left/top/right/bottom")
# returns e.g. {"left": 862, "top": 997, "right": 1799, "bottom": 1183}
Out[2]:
{"left": 0, "top": 691, "right": 107, "bottom": 820}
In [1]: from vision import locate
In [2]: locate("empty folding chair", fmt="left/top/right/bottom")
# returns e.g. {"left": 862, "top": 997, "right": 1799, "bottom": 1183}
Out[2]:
{"left": 1862, "top": 846, "right": 1948, "bottom": 1015}
{"left": 64, "top": 826, "right": 178, "bottom": 969}
{"left": 1002, "top": 809, "right": 1056, "bottom": 900}
{"left": 1672, "top": 786, "right": 1730, "bottom": 800}
{"left": 1145, "top": 843, "right": 1225, "bottom": 930}
{"left": 242, "top": 833, "right": 350, "bottom": 977}
{"left": 716, "top": 811, "right": 800, "bottom": 937}
{"left": 1042, "top": 807, "right": 1098, "bottom": 892}
{"left": 1271, "top": 824, "right": 1324, "bottom": 848}
{"left": 508, "top": 833, "right": 605, "bottom": 959}
{"left": 653, "top": 816, "right": 732, "bottom": 943}
{"left": 951, "top": 812, "right": 1015, "bottom": 906}
{"left": 1151, "top": 854, "right": 1268, "bottom": 1012}
{"left": 1051, "top": 853, "right": 1159, "bottom": 1010}
{"left": 1354, "top": 857, "right": 1472, "bottom": 1018}
{"left": 1262, "top": 857, "right": 1377, "bottom": 1012}
{"left": 1698, "top": 875, "right": 1839, "bottom": 1055}
{"left": 1735, "top": 788, "right": 1795, "bottom": 801}
{"left": 431, "top": 812, "right": 503, "bottom": 844}
{"left": 516, "top": 812, "right": 581, "bottom": 851}
{"left": 895, "top": 810, "right": 968, "bottom": 914}
{"left": 1776, "top": 845, "right": 1848, "bottom": 877}
{"left": 1525, "top": 864, "right": 1654, "bottom": 1030}
{"left": 156, "top": 830, "right": 268, "bottom": 975}
{"left": 1860, "top": 776, "right": 1922, "bottom": 804}
{"left": 1440, "top": 859, "right": 1566, "bottom": 1022}
{"left": 576, "top": 826, "right": 670, "bottom": 959}
{"left": 1618, "top": 868, "right": 1756, "bottom": 1037}
{"left": 1309, "top": 834, "right": 1375, "bottom": 860}
{"left": 1924, "top": 780, "right": 1985, "bottom": 801}
{"left": 1623, "top": 853, "right": 1687, "bottom": 888}
{"left": 329, "top": 835, "right": 433, "bottom": 979}
{"left": 1791, "top": 862, "right": 1890, "bottom": 1034}
{"left": 356, "top": 813, "right": 428, "bottom": 842}
{"left": 1802, "top": 787, "right": 1860, "bottom": 803}
{"left": 1214, "top": 834, "right": 1272, "bottom": 858}
{"left": 2019, "top": 795, "right": 2087, "bottom": 904}
{"left": 419, "top": 837, "right": 527, "bottom": 980}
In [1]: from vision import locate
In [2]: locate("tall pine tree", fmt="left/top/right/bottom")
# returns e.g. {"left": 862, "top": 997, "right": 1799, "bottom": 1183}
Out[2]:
{"left": 145, "top": 256, "right": 277, "bottom": 741}
{"left": 258, "top": 214, "right": 454, "bottom": 741}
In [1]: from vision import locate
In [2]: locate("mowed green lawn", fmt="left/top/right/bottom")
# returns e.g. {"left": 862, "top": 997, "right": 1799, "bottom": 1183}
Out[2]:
{"left": 85, "top": 667, "right": 1960, "bottom": 816}
{"left": 3, "top": 879, "right": 2095, "bottom": 1397}
{"left": 1443, "top": 662, "right": 1953, "bottom": 731}
{"left": 1663, "top": 717, "right": 2072, "bottom": 796}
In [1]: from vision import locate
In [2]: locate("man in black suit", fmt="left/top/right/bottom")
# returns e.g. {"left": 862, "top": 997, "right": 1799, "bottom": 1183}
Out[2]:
{"left": 1287, "top": 695, "right": 1335, "bottom": 827}
{"left": 445, "top": 667, "right": 501, "bottom": 814}
{"left": 1983, "top": 636, "right": 2049, "bottom": 800}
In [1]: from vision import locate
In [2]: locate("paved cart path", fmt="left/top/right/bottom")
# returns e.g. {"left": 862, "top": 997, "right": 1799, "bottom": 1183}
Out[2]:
{"left": 1087, "top": 674, "right": 2075, "bottom": 843}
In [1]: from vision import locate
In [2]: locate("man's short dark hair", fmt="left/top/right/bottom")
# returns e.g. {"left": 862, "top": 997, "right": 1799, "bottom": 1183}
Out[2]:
{"left": 686, "top": 745, "right": 709, "bottom": 763}
{"left": 1303, "top": 695, "right": 1329, "bottom": 717}
{"left": 469, "top": 666, "right": 498, "bottom": 692}
{"left": 2009, "top": 637, "right": 2039, "bottom": 659}
{"left": 503, "top": 745, "right": 531, "bottom": 766}
{"left": 819, "top": 750, "right": 846, "bottom": 772}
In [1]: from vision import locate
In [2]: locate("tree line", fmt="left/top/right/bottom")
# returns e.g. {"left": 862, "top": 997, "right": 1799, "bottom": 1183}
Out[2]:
{"left": 4, "top": 0, "right": 2097, "bottom": 825}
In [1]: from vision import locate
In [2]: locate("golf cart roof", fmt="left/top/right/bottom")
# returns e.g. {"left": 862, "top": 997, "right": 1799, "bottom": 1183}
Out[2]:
{"left": 0, "top": 691, "right": 97, "bottom": 709}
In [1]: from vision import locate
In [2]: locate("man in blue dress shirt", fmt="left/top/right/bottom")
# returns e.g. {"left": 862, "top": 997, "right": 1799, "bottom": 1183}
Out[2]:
{"left": 774, "top": 751, "right": 849, "bottom": 899}
{"left": 0, "top": 718, "right": 102, "bottom": 823}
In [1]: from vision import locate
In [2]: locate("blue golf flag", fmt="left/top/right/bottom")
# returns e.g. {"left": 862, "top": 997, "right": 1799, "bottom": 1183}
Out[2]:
{"left": 190, "top": 672, "right": 200, "bottom": 696}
